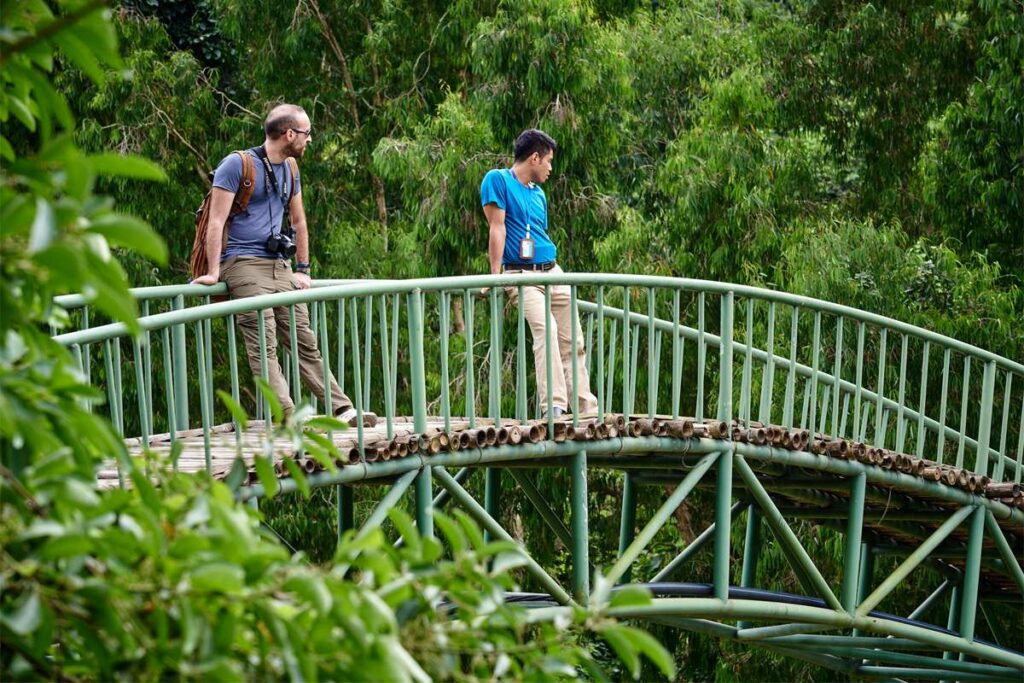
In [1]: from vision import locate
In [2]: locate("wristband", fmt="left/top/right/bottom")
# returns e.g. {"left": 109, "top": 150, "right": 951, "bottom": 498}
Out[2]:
{"left": 295, "top": 262, "right": 310, "bottom": 273}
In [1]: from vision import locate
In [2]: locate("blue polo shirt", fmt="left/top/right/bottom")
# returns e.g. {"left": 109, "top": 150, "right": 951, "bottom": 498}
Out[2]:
{"left": 213, "top": 150, "right": 300, "bottom": 260}
{"left": 480, "top": 168, "right": 556, "bottom": 265}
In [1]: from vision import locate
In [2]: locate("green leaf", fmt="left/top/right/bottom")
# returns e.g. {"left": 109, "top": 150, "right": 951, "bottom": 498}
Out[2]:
{"left": 188, "top": 562, "right": 245, "bottom": 594}
{"left": 253, "top": 455, "right": 279, "bottom": 498}
{"left": 617, "top": 624, "right": 677, "bottom": 680}
{"left": 53, "top": 30, "right": 105, "bottom": 85}
{"left": 303, "top": 416, "right": 348, "bottom": 431}
{"left": 27, "top": 197, "right": 55, "bottom": 254}
{"left": 432, "top": 511, "right": 467, "bottom": 556}
{"left": 282, "top": 457, "right": 309, "bottom": 497}
{"left": 1, "top": 591, "right": 42, "bottom": 636}
{"left": 88, "top": 153, "right": 167, "bottom": 181}
{"left": 217, "top": 390, "right": 249, "bottom": 430}
{"left": 0, "top": 135, "right": 14, "bottom": 161}
{"left": 255, "top": 378, "right": 283, "bottom": 425}
{"left": 609, "top": 585, "right": 653, "bottom": 609}
{"left": 283, "top": 573, "right": 333, "bottom": 613}
{"left": 600, "top": 624, "right": 640, "bottom": 679}
{"left": 388, "top": 508, "right": 421, "bottom": 554}
{"left": 87, "top": 214, "right": 168, "bottom": 263}
{"left": 224, "top": 457, "right": 247, "bottom": 491}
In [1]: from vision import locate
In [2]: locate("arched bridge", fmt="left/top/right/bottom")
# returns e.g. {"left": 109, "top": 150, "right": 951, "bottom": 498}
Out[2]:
{"left": 53, "top": 275, "right": 1024, "bottom": 680}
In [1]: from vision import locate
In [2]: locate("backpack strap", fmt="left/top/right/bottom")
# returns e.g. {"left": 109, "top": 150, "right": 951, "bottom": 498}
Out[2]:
{"left": 286, "top": 157, "right": 300, "bottom": 202}
{"left": 232, "top": 151, "right": 256, "bottom": 215}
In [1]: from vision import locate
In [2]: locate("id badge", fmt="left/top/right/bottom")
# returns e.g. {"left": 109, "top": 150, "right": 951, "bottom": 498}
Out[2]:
{"left": 519, "top": 237, "right": 535, "bottom": 260}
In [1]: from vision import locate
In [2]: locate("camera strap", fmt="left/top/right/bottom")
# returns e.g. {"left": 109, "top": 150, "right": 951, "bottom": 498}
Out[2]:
{"left": 253, "top": 146, "right": 292, "bottom": 241}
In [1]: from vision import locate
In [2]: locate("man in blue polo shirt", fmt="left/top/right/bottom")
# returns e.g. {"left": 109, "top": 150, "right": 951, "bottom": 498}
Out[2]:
{"left": 481, "top": 129, "right": 598, "bottom": 417}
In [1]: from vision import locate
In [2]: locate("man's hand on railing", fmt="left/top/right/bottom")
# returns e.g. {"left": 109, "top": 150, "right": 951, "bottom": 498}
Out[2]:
{"left": 190, "top": 274, "right": 219, "bottom": 286}
{"left": 294, "top": 272, "right": 312, "bottom": 290}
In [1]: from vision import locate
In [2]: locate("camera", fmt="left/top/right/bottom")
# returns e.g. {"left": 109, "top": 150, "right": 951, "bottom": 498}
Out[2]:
{"left": 266, "top": 230, "right": 297, "bottom": 258}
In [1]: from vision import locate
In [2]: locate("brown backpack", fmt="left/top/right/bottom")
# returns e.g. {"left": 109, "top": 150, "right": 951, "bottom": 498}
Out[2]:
{"left": 189, "top": 151, "right": 300, "bottom": 280}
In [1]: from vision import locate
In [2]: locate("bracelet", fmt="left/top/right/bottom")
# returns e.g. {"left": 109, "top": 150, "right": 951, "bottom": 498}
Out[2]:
{"left": 295, "top": 262, "right": 310, "bottom": 274}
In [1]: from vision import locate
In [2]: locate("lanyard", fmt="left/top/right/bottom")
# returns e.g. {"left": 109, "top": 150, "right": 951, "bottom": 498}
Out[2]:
{"left": 508, "top": 168, "right": 535, "bottom": 238}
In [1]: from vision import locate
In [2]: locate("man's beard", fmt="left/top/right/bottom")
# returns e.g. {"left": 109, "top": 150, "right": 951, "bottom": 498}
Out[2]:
{"left": 285, "top": 140, "right": 306, "bottom": 158}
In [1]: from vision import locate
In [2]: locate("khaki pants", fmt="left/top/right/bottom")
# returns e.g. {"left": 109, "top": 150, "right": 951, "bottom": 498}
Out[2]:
{"left": 220, "top": 256, "right": 351, "bottom": 417}
{"left": 505, "top": 264, "right": 598, "bottom": 414}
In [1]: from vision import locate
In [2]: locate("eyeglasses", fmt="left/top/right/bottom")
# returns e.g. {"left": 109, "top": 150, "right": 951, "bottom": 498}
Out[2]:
{"left": 290, "top": 127, "right": 312, "bottom": 138}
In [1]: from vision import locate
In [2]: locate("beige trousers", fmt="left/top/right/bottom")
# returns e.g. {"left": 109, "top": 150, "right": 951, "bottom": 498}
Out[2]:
{"left": 505, "top": 264, "right": 598, "bottom": 414}
{"left": 220, "top": 256, "right": 351, "bottom": 416}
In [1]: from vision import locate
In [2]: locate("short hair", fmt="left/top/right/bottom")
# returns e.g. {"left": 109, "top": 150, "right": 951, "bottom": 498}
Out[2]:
{"left": 513, "top": 128, "right": 557, "bottom": 162}
{"left": 264, "top": 104, "right": 307, "bottom": 139}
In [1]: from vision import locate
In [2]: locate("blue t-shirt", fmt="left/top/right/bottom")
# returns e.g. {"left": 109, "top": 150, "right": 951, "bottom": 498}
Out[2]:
{"left": 213, "top": 150, "right": 301, "bottom": 260}
{"left": 480, "top": 168, "right": 556, "bottom": 264}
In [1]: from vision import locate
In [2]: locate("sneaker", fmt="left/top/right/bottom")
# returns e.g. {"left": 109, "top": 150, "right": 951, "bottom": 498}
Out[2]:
{"left": 336, "top": 407, "right": 379, "bottom": 428}
{"left": 542, "top": 406, "right": 566, "bottom": 420}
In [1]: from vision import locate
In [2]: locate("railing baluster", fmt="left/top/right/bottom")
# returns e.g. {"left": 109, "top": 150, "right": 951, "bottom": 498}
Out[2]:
{"left": 623, "top": 287, "right": 632, "bottom": 418}
{"left": 349, "top": 298, "right": 365, "bottom": 457}
{"left": 647, "top": 288, "right": 656, "bottom": 419}
{"left": 363, "top": 296, "right": 373, "bottom": 414}
{"left": 310, "top": 302, "right": 319, "bottom": 413}
{"left": 915, "top": 341, "right": 931, "bottom": 459}
{"left": 162, "top": 328, "right": 177, "bottom": 448}
{"left": 317, "top": 303, "right": 332, "bottom": 437}
{"left": 192, "top": 323, "right": 210, "bottom": 472}
{"left": 974, "top": 361, "right": 996, "bottom": 476}
{"left": 141, "top": 302, "right": 152, "bottom": 423}
{"left": 171, "top": 294, "right": 189, "bottom": 430}
{"left": 831, "top": 316, "right": 844, "bottom": 439}
{"left": 490, "top": 287, "right": 502, "bottom": 425}
{"left": 407, "top": 288, "right": 431, "bottom": 537}
{"left": 104, "top": 339, "right": 123, "bottom": 437}
{"left": 379, "top": 295, "right": 393, "bottom": 440}
{"left": 839, "top": 392, "right": 851, "bottom": 439}
{"left": 937, "top": 348, "right": 951, "bottom": 464}
{"left": 715, "top": 291, "right": 734, "bottom": 601}
{"left": 895, "top": 334, "right": 909, "bottom": 454}
{"left": 956, "top": 357, "right": 972, "bottom": 469}
{"left": 571, "top": 285, "right": 579, "bottom": 422}
{"left": 758, "top": 302, "right": 776, "bottom": 425}
{"left": 516, "top": 286, "right": 527, "bottom": 423}
{"left": 390, "top": 293, "right": 400, "bottom": 418}
{"left": 809, "top": 311, "right": 821, "bottom": 436}
{"left": 853, "top": 322, "right": 865, "bottom": 443}
{"left": 585, "top": 310, "right": 594, "bottom": 380}
{"left": 597, "top": 286, "right": 605, "bottom": 421}
{"left": 133, "top": 337, "right": 151, "bottom": 448}
{"left": 544, "top": 285, "right": 554, "bottom": 435}
{"left": 440, "top": 291, "right": 452, "bottom": 432}
{"left": 1015, "top": 395, "right": 1023, "bottom": 484}
{"left": 994, "top": 372, "right": 1012, "bottom": 481}
{"left": 782, "top": 307, "right": 799, "bottom": 429}
{"left": 629, "top": 323, "right": 640, "bottom": 418}
{"left": 289, "top": 305, "right": 300, "bottom": 407}
{"left": 257, "top": 308, "right": 269, "bottom": 428}
{"left": 671, "top": 289, "right": 681, "bottom": 420}
{"left": 696, "top": 292, "right": 705, "bottom": 421}
{"left": 337, "top": 300, "right": 345, "bottom": 396}
{"left": 465, "top": 289, "right": 476, "bottom": 427}
{"left": 873, "top": 328, "right": 887, "bottom": 448}
{"left": 606, "top": 319, "right": 618, "bottom": 415}
{"left": 738, "top": 299, "right": 752, "bottom": 426}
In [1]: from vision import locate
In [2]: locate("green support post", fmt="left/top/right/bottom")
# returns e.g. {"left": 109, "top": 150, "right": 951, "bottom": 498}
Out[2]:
{"left": 408, "top": 289, "right": 432, "bottom": 538}
{"left": 571, "top": 449, "right": 590, "bottom": 600}
{"left": 715, "top": 292, "right": 734, "bottom": 601}
{"left": 485, "top": 288, "right": 502, "bottom": 542}
{"left": 171, "top": 294, "right": 189, "bottom": 430}
{"left": 617, "top": 473, "right": 637, "bottom": 584}
{"left": 738, "top": 504, "right": 763, "bottom": 629}
{"left": 841, "top": 473, "right": 867, "bottom": 613}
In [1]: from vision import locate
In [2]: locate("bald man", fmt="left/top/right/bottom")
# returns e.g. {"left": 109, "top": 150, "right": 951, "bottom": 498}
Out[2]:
{"left": 192, "top": 104, "right": 375, "bottom": 427}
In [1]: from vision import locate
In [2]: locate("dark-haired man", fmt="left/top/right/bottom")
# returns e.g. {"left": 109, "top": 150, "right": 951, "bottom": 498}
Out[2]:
{"left": 480, "top": 128, "right": 598, "bottom": 418}
{"left": 191, "top": 103, "right": 375, "bottom": 427}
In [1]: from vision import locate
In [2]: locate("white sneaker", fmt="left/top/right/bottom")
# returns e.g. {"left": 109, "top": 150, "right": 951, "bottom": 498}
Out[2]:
{"left": 337, "top": 407, "right": 378, "bottom": 428}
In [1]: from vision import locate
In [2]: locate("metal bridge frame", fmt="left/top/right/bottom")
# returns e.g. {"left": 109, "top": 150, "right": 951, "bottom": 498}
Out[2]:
{"left": 55, "top": 274, "right": 1024, "bottom": 680}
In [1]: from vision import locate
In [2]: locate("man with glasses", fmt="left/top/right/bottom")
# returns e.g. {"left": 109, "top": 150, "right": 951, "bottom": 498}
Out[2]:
{"left": 480, "top": 128, "right": 598, "bottom": 418}
{"left": 191, "top": 103, "right": 376, "bottom": 427}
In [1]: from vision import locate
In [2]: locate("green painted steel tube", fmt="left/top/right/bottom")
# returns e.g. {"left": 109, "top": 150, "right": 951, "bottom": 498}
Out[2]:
{"left": 958, "top": 506, "right": 986, "bottom": 643}
{"left": 506, "top": 469, "right": 575, "bottom": 551}
{"left": 606, "top": 453, "right": 720, "bottom": 587}
{"left": 348, "top": 299, "right": 365, "bottom": 453}
{"left": 671, "top": 290, "right": 682, "bottom": 420}
{"left": 854, "top": 322, "right": 866, "bottom": 442}
{"left": 484, "top": 467, "right": 501, "bottom": 545}
{"left": 378, "top": 296, "right": 392, "bottom": 439}
{"left": 736, "top": 623, "right": 832, "bottom": 641}
{"left": 994, "top": 372, "right": 1012, "bottom": 481}
{"left": 363, "top": 297, "right": 372, "bottom": 414}
{"left": 617, "top": 472, "right": 638, "bottom": 584}
{"left": 161, "top": 329, "right": 177, "bottom": 447}
{"left": 809, "top": 311, "right": 821, "bottom": 436}
{"left": 544, "top": 285, "right": 554, "bottom": 430}
{"left": 337, "top": 484, "right": 354, "bottom": 537}
{"left": 433, "top": 466, "right": 573, "bottom": 606}
{"left": 738, "top": 503, "right": 763, "bottom": 629}
{"left": 841, "top": 473, "right": 867, "bottom": 612}
{"left": 256, "top": 308, "right": 269, "bottom": 425}
{"left": 171, "top": 294, "right": 189, "bottom": 430}
{"left": 908, "top": 580, "right": 952, "bottom": 621}
{"left": 356, "top": 469, "right": 419, "bottom": 541}
{"left": 526, "top": 598, "right": 1024, "bottom": 670}
{"left": 957, "top": 357, "right": 972, "bottom": 468}
{"left": 783, "top": 307, "right": 799, "bottom": 429}
{"left": 623, "top": 287, "right": 632, "bottom": 417}
{"left": 916, "top": 341, "right": 931, "bottom": 459}
{"left": 647, "top": 288, "right": 656, "bottom": 419}
{"left": 937, "top": 348, "right": 952, "bottom": 464}
{"left": 464, "top": 290, "right": 476, "bottom": 427}
{"left": 856, "top": 504, "right": 976, "bottom": 616}
{"left": 227, "top": 315, "right": 241, "bottom": 446}
{"left": 651, "top": 501, "right": 745, "bottom": 584}
{"left": 596, "top": 287, "right": 606, "bottom": 420}
{"left": 696, "top": 292, "right": 705, "bottom": 421}
{"left": 831, "top": 317, "right": 844, "bottom": 437}
{"left": 895, "top": 334, "right": 909, "bottom": 453}
{"left": 975, "top": 361, "right": 996, "bottom": 477}
{"left": 874, "top": 328, "right": 888, "bottom": 448}
{"left": 606, "top": 320, "right": 618, "bottom": 412}
{"left": 759, "top": 302, "right": 777, "bottom": 425}
{"left": 484, "top": 289, "right": 502, "bottom": 543}
{"left": 571, "top": 450, "right": 590, "bottom": 600}
{"left": 1018, "top": 396, "right": 1024, "bottom": 485}
{"left": 821, "top": 647, "right": 1020, "bottom": 677}
{"left": 856, "top": 666, "right": 1007, "bottom": 681}
{"left": 192, "top": 323, "right": 211, "bottom": 471}
{"left": 408, "top": 290, "right": 431, "bottom": 538}
{"left": 440, "top": 292, "right": 452, "bottom": 431}
{"left": 714, "top": 293, "right": 735, "bottom": 601}
{"left": 740, "top": 298, "right": 754, "bottom": 425}
{"left": 132, "top": 339, "right": 150, "bottom": 445}
{"left": 983, "top": 510, "right": 1024, "bottom": 592}
{"left": 734, "top": 454, "right": 844, "bottom": 611}
{"left": 766, "top": 635, "right": 926, "bottom": 650}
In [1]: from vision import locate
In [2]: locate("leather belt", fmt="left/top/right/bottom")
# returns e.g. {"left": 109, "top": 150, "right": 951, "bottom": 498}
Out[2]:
{"left": 503, "top": 261, "right": 556, "bottom": 272}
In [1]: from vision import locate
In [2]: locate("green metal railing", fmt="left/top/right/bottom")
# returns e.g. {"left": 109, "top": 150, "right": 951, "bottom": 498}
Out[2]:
{"left": 54, "top": 274, "right": 1024, "bottom": 484}
{"left": 52, "top": 274, "right": 1024, "bottom": 679}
